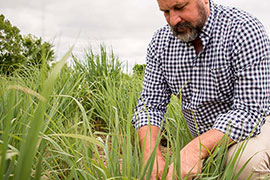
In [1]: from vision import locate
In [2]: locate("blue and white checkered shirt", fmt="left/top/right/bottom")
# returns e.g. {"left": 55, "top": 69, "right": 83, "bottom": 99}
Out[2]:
{"left": 132, "top": 0, "right": 270, "bottom": 141}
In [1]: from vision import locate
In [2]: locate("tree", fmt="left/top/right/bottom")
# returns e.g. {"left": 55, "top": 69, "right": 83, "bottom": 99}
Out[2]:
{"left": 0, "top": 14, "right": 25, "bottom": 74}
{"left": 23, "top": 34, "right": 54, "bottom": 68}
{"left": 0, "top": 14, "right": 55, "bottom": 75}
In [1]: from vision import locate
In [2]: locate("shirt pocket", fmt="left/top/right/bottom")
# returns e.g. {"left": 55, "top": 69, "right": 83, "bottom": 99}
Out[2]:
{"left": 210, "top": 66, "right": 234, "bottom": 100}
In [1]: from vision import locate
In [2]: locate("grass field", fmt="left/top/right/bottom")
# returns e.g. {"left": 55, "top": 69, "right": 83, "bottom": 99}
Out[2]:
{"left": 0, "top": 46, "right": 261, "bottom": 179}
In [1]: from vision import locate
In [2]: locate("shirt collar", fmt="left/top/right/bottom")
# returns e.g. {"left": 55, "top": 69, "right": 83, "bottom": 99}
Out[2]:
{"left": 198, "top": 0, "right": 217, "bottom": 47}
{"left": 200, "top": 0, "right": 216, "bottom": 38}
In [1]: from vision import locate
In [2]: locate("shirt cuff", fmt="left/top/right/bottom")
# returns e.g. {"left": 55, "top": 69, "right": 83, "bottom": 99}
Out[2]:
{"left": 131, "top": 108, "right": 166, "bottom": 130}
{"left": 212, "top": 110, "right": 265, "bottom": 142}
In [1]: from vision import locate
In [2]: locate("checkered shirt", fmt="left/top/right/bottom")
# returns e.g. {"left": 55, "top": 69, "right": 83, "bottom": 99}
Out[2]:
{"left": 131, "top": 0, "right": 270, "bottom": 142}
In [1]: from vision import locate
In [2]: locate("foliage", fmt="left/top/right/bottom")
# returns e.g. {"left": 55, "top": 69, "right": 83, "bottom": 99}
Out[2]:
{"left": 0, "top": 14, "right": 25, "bottom": 74}
{"left": 0, "top": 14, "right": 55, "bottom": 75}
{"left": 23, "top": 34, "right": 55, "bottom": 68}
{"left": 71, "top": 45, "right": 125, "bottom": 130}
{"left": 72, "top": 45, "right": 121, "bottom": 89}
{"left": 0, "top": 45, "right": 255, "bottom": 179}
{"left": 132, "top": 63, "right": 146, "bottom": 78}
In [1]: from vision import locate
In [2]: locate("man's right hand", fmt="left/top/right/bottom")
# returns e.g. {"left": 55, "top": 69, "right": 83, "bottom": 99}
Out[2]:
{"left": 139, "top": 125, "right": 166, "bottom": 180}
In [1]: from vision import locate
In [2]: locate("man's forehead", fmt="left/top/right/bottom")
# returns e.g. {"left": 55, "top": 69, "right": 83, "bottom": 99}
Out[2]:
{"left": 157, "top": 0, "right": 190, "bottom": 8}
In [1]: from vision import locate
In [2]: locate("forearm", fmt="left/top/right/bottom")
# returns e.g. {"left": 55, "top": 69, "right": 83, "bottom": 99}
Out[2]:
{"left": 185, "top": 129, "right": 234, "bottom": 159}
{"left": 138, "top": 125, "right": 163, "bottom": 157}
{"left": 139, "top": 125, "right": 167, "bottom": 179}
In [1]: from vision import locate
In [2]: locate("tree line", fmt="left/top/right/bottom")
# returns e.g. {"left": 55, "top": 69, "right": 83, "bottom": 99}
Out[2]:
{"left": 0, "top": 14, "right": 146, "bottom": 76}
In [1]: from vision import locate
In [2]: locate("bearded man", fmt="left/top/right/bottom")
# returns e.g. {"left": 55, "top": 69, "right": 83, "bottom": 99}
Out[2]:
{"left": 132, "top": 0, "right": 270, "bottom": 179}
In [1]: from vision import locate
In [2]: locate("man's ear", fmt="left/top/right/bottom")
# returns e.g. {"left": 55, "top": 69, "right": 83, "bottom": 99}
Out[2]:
{"left": 203, "top": 0, "right": 209, "bottom": 5}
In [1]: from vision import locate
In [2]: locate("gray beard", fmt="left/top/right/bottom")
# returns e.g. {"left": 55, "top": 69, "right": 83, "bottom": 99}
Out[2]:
{"left": 171, "top": 25, "right": 200, "bottom": 42}
{"left": 171, "top": 0, "right": 208, "bottom": 42}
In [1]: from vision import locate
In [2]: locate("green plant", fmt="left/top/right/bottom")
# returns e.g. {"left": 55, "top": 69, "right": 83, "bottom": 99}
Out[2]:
{"left": 0, "top": 45, "right": 256, "bottom": 180}
{"left": 132, "top": 64, "right": 146, "bottom": 79}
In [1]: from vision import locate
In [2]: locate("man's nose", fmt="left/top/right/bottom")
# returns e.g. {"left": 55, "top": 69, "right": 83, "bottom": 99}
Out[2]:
{"left": 169, "top": 11, "right": 182, "bottom": 26}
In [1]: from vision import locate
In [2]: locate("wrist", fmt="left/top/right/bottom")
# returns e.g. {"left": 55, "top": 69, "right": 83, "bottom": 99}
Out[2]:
{"left": 187, "top": 129, "right": 232, "bottom": 159}
{"left": 184, "top": 139, "right": 209, "bottom": 160}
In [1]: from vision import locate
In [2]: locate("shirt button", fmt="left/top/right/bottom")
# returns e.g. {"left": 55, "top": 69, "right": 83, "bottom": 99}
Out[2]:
{"left": 193, "top": 88, "right": 199, "bottom": 92}
{"left": 193, "top": 66, "right": 199, "bottom": 70}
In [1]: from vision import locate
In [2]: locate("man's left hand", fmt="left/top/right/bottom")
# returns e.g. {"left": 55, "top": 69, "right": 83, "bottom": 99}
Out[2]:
{"left": 166, "top": 129, "right": 232, "bottom": 179}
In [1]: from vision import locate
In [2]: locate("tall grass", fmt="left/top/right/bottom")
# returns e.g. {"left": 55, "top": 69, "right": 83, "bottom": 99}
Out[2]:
{"left": 0, "top": 45, "right": 257, "bottom": 179}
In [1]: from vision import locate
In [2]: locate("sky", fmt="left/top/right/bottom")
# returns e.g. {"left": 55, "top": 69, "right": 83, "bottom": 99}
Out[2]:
{"left": 1, "top": 0, "right": 270, "bottom": 70}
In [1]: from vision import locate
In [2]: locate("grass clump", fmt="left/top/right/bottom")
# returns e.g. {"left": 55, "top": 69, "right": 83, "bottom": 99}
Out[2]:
{"left": 0, "top": 45, "right": 257, "bottom": 179}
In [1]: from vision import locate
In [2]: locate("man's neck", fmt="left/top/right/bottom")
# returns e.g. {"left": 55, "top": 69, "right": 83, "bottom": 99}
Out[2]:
{"left": 191, "top": 37, "right": 203, "bottom": 55}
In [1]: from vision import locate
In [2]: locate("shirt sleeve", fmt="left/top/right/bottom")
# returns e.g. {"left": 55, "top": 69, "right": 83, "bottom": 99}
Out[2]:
{"left": 212, "top": 17, "right": 270, "bottom": 142}
{"left": 131, "top": 29, "right": 172, "bottom": 130}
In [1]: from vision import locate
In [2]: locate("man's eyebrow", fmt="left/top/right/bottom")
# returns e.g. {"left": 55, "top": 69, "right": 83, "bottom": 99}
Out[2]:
{"left": 174, "top": 2, "right": 188, "bottom": 7}
{"left": 159, "top": 2, "right": 186, "bottom": 11}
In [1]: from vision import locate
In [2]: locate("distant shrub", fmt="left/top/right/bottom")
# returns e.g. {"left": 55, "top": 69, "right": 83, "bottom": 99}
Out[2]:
{"left": 132, "top": 64, "right": 146, "bottom": 78}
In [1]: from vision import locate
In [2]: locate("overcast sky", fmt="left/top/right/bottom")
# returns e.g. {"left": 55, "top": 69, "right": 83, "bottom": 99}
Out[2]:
{"left": 1, "top": 0, "right": 270, "bottom": 70}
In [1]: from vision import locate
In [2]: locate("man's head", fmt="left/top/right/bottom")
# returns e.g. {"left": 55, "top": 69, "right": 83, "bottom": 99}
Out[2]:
{"left": 157, "top": 0, "right": 210, "bottom": 42}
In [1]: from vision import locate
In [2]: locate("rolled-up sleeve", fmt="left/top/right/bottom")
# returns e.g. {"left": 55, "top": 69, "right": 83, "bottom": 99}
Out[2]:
{"left": 131, "top": 30, "right": 172, "bottom": 130}
{"left": 212, "top": 19, "right": 270, "bottom": 142}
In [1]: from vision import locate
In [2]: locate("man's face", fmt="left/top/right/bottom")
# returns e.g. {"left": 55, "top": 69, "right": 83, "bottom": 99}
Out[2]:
{"left": 157, "top": 0, "right": 209, "bottom": 42}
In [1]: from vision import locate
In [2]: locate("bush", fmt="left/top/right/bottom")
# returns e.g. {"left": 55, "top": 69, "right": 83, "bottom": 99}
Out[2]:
{"left": 132, "top": 64, "right": 146, "bottom": 78}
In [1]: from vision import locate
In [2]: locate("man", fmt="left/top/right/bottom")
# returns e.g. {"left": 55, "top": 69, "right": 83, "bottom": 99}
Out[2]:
{"left": 132, "top": 0, "right": 270, "bottom": 179}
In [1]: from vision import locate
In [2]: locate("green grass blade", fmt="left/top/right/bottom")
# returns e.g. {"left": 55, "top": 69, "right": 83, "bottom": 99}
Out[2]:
{"left": 0, "top": 89, "right": 15, "bottom": 179}
{"left": 14, "top": 47, "right": 73, "bottom": 180}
